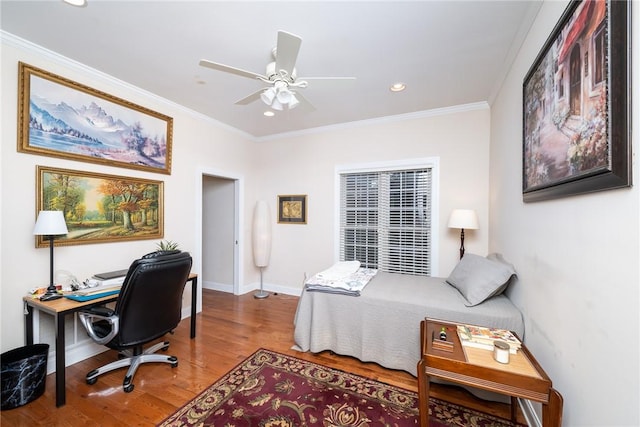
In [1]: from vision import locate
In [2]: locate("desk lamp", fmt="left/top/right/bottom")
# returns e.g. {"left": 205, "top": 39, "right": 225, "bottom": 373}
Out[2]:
{"left": 33, "top": 211, "right": 68, "bottom": 301}
{"left": 447, "top": 209, "right": 479, "bottom": 259}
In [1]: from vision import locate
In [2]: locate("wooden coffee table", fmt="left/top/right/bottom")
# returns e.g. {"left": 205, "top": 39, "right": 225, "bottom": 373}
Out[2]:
{"left": 417, "top": 318, "right": 562, "bottom": 427}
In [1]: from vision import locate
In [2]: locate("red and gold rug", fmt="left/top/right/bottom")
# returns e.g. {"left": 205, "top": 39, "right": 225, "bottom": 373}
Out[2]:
{"left": 158, "top": 348, "right": 524, "bottom": 426}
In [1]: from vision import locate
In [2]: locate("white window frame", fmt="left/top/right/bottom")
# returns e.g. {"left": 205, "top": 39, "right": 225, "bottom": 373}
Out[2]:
{"left": 334, "top": 157, "right": 440, "bottom": 277}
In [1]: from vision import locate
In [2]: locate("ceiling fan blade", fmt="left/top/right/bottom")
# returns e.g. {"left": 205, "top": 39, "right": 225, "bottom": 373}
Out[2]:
{"left": 275, "top": 31, "right": 302, "bottom": 77}
{"left": 293, "top": 91, "right": 315, "bottom": 111}
{"left": 199, "top": 59, "right": 266, "bottom": 81}
{"left": 234, "top": 89, "right": 264, "bottom": 106}
{"left": 300, "top": 77, "right": 356, "bottom": 81}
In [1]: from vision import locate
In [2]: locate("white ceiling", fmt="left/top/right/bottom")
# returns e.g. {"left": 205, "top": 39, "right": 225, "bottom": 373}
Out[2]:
{"left": 1, "top": 1, "right": 541, "bottom": 140}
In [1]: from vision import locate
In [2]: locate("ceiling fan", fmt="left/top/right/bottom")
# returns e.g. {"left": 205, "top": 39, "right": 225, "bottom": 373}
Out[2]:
{"left": 199, "top": 31, "right": 355, "bottom": 111}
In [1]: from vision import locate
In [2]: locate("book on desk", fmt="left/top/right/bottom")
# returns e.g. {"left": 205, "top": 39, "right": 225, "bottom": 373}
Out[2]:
{"left": 64, "top": 269, "right": 127, "bottom": 301}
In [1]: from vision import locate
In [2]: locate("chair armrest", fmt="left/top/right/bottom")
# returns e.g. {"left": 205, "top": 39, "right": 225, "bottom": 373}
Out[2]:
{"left": 78, "top": 308, "right": 119, "bottom": 345}
{"left": 84, "top": 306, "right": 115, "bottom": 317}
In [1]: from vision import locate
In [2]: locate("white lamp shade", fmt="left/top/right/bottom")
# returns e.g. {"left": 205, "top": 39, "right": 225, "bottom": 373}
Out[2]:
{"left": 261, "top": 88, "right": 275, "bottom": 105}
{"left": 288, "top": 94, "right": 300, "bottom": 109}
{"left": 276, "top": 88, "right": 293, "bottom": 104}
{"left": 447, "top": 209, "right": 479, "bottom": 230}
{"left": 252, "top": 201, "right": 272, "bottom": 267}
{"left": 33, "top": 211, "right": 68, "bottom": 235}
{"left": 271, "top": 99, "right": 284, "bottom": 111}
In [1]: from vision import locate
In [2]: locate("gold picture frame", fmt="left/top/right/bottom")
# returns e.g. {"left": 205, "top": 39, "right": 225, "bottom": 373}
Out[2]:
{"left": 19, "top": 62, "right": 173, "bottom": 174}
{"left": 36, "top": 165, "right": 164, "bottom": 247}
{"left": 277, "top": 195, "right": 307, "bottom": 224}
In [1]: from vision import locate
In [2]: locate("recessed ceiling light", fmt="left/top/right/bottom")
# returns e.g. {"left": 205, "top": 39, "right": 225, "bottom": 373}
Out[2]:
{"left": 63, "top": 0, "right": 87, "bottom": 6}
{"left": 263, "top": 111, "right": 275, "bottom": 117}
{"left": 390, "top": 82, "right": 406, "bottom": 92}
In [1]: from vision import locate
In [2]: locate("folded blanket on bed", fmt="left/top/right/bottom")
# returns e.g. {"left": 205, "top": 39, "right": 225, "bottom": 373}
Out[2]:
{"left": 315, "top": 261, "right": 361, "bottom": 280}
{"left": 305, "top": 264, "right": 378, "bottom": 296}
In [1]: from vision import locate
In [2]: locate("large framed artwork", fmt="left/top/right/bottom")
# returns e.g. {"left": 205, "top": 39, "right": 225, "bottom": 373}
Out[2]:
{"left": 277, "top": 195, "right": 307, "bottom": 224}
{"left": 18, "top": 62, "right": 173, "bottom": 175}
{"left": 522, "top": 0, "right": 631, "bottom": 202}
{"left": 36, "top": 166, "right": 164, "bottom": 247}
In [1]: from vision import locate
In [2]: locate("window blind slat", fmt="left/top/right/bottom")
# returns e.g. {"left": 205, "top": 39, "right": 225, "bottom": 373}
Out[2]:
{"left": 340, "top": 168, "right": 431, "bottom": 276}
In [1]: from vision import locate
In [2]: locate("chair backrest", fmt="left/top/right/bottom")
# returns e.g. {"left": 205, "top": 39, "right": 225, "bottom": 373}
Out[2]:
{"left": 113, "top": 251, "right": 193, "bottom": 347}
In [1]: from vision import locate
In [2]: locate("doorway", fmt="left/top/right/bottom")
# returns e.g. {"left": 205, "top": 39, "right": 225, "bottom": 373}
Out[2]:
{"left": 196, "top": 168, "right": 243, "bottom": 303}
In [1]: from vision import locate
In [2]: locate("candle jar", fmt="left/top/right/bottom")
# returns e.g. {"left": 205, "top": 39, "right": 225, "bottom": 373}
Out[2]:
{"left": 493, "top": 340, "right": 510, "bottom": 364}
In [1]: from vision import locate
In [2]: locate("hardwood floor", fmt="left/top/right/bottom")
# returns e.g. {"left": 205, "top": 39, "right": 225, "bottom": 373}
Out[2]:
{"left": 1, "top": 289, "right": 526, "bottom": 426}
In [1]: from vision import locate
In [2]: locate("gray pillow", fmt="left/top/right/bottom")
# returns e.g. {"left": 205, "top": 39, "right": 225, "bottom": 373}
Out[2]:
{"left": 446, "top": 253, "right": 517, "bottom": 306}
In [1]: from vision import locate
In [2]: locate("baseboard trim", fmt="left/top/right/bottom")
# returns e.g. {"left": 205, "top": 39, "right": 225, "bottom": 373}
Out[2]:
{"left": 202, "top": 280, "right": 301, "bottom": 297}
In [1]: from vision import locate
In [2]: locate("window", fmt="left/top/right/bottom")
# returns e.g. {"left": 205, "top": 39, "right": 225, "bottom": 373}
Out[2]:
{"left": 592, "top": 23, "right": 606, "bottom": 86}
{"left": 338, "top": 161, "right": 435, "bottom": 276}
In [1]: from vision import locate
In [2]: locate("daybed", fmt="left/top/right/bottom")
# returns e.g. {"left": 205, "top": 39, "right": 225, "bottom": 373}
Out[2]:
{"left": 293, "top": 254, "right": 523, "bottom": 376}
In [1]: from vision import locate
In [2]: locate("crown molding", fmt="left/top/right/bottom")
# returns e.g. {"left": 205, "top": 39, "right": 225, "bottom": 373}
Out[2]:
{"left": 2, "top": 30, "right": 490, "bottom": 144}
{"left": 0, "top": 30, "right": 252, "bottom": 140}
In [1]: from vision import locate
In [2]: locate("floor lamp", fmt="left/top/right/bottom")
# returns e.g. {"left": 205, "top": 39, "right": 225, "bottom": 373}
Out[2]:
{"left": 33, "top": 210, "right": 69, "bottom": 301}
{"left": 447, "top": 209, "right": 479, "bottom": 259}
{"left": 252, "top": 201, "right": 272, "bottom": 299}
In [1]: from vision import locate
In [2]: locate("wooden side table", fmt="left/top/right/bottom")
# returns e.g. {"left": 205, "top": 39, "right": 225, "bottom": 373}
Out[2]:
{"left": 417, "top": 318, "right": 562, "bottom": 427}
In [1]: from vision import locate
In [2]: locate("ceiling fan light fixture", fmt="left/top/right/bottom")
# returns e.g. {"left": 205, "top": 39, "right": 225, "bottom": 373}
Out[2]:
{"left": 62, "top": 0, "right": 87, "bottom": 6}
{"left": 199, "top": 31, "right": 356, "bottom": 113}
{"left": 261, "top": 88, "right": 276, "bottom": 105}
{"left": 271, "top": 99, "right": 284, "bottom": 111}
{"left": 288, "top": 94, "right": 300, "bottom": 109}
{"left": 276, "top": 87, "right": 293, "bottom": 104}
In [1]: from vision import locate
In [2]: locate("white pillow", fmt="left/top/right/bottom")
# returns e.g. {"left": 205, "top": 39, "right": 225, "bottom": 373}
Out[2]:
{"left": 446, "top": 253, "right": 517, "bottom": 306}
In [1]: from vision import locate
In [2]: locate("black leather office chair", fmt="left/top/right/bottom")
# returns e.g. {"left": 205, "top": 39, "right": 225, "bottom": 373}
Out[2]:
{"left": 79, "top": 250, "right": 192, "bottom": 392}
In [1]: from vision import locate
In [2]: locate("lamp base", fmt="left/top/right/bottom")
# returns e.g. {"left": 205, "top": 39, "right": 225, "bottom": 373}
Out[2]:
{"left": 253, "top": 290, "right": 269, "bottom": 299}
{"left": 40, "top": 288, "right": 62, "bottom": 301}
{"left": 254, "top": 267, "right": 269, "bottom": 299}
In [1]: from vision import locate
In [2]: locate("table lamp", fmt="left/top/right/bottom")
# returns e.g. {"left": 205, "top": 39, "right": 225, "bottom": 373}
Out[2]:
{"left": 447, "top": 209, "right": 479, "bottom": 259}
{"left": 33, "top": 210, "right": 69, "bottom": 301}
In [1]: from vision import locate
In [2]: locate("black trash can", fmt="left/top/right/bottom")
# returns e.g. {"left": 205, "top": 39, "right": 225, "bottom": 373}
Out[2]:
{"left": 1, "top": 344, "right": 49, "bottom": 410}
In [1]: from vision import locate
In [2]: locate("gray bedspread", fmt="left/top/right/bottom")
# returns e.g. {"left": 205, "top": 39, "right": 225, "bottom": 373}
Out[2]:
{"left": 293, "top": 272, "right": 523, "bottom": 376}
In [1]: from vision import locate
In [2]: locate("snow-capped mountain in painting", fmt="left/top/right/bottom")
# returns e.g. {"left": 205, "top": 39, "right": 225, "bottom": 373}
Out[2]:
{"left": 28, "top": 95, "right": 166, "bottom": 168}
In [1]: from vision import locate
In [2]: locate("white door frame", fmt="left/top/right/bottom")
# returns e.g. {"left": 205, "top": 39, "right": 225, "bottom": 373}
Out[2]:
{"left": 195, "top": 167, "right": 243, "bottom": 307}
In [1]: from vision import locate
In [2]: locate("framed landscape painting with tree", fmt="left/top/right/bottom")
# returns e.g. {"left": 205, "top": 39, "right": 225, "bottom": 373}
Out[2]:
{"left": 36, "top": 166, "right": 164, "bottom": 247}
{"left": 522, "top": 0, "right": 631, "bottom": 202}
{"left": 19, "top": 62, "right": 173, "bottom": 174}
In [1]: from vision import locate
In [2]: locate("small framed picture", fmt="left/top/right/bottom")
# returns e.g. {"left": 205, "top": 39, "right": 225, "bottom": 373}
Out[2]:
{"left": 277, "top": 195, "right": 307, "bottom": 224}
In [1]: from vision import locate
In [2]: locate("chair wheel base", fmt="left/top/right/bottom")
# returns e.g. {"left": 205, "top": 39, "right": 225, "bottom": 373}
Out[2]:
{"left": 123, "top": 375, "right": 134, "bottom": 393}
{"left": 86, "top": 369, "right": 99, "bottom": 385}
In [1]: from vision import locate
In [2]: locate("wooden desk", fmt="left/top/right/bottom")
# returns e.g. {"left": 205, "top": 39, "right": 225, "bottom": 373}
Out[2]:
{"left": 23, "top": 273, "right": 198, "bottom": 407}
{"left": 417, "top": 318, "right": 562, "bottom": 427}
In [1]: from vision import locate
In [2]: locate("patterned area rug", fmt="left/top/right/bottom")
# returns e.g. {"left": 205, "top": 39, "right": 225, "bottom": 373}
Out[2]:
{"left": 158, "top": 348, "right": 524, "bottom": 427}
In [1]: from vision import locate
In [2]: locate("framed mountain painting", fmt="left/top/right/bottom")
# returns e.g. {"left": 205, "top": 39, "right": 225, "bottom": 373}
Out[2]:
{"left": 18, "top": 62, "right": 173, "bottom": 174}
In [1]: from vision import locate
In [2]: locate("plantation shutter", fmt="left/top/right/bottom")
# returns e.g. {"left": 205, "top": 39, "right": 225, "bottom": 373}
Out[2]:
{"left": 340, "top": 168, "right": 432, "bottom": 276}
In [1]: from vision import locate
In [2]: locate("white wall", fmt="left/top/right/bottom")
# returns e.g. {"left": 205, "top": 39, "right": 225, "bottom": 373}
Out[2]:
{"left": 254, "top": 106, "right": 492, "bottom": 291}
{"left": 490, "top": 1, "right": 639, "bottom": 425}
{"left": 0, "top": 35, "right": 255, "bottom": 353}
